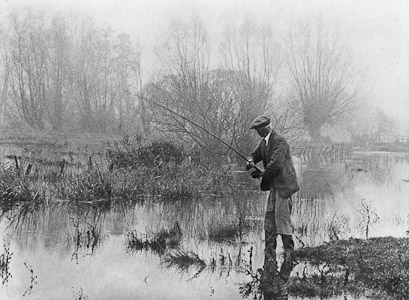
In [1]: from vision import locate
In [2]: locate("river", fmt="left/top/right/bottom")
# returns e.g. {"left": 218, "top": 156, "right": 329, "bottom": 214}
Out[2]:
{"left": 0, "top": 149, "right": 408, "bottom": 300}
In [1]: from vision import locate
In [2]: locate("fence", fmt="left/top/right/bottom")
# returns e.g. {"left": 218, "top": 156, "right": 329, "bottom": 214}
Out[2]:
{"left": 376, "top": 134, "right": 409, "bottom": 144}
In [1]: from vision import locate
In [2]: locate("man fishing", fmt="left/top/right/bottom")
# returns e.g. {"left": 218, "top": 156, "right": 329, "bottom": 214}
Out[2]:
{"left": 246, "top": 115, "right": 299, "bottom": 299}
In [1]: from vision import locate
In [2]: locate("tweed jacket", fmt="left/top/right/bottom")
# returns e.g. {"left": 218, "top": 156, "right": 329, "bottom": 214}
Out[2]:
{"left": 249, "top": 130, "right": 299, "bottom": 198}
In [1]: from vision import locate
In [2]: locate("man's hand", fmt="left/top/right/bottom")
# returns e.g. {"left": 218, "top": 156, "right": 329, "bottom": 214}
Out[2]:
{"left": 251, "top": 170, "right": 263, "bottom": 178}
{"left": 246, "top": 160, "right": 255, "bottom": 170}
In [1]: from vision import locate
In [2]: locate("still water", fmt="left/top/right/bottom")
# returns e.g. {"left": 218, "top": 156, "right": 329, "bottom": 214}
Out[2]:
{"left": 1, "top": 150, "right": 409, "bottom": 300}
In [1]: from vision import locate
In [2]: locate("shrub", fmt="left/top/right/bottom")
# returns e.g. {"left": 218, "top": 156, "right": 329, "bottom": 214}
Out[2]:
{"left": 106, "top": 136, "right": 184, "bottom": 169}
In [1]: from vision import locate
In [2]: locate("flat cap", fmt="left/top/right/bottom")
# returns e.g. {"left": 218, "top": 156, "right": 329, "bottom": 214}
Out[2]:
{"left": 250, "top": 115, "right": 270, "bottom": 129}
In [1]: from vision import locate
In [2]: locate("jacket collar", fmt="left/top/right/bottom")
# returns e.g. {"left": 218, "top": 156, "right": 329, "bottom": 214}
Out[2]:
{"left": 264, "top": 129, "right": 275, "bottom": 145}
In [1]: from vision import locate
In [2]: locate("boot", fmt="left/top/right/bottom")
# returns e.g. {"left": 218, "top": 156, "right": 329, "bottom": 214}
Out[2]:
{"left": 279, "top": 234, "right": 294, "bottom": 282}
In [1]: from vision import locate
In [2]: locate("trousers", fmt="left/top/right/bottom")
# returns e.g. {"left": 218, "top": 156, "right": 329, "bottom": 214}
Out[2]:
{"left": 264, "top": 189, "right": 294, "bottom": 282}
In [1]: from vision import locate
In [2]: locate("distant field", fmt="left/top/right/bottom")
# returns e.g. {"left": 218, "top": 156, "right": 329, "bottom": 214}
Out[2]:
{"left": 0, "top": 130, "right": 127, "bottom": 169}
{"left": 0, "top": 130, "right": 124, "bottom": 150}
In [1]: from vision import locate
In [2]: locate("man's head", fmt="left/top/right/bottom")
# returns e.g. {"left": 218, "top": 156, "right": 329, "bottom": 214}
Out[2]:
{"left": 249, "top": 115, "right": 271, "bottom": 137}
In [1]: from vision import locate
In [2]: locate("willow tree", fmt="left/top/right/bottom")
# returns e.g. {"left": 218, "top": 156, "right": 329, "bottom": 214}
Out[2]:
{"left": 287, "top": 20, "right": 361, "bottom": 142}
{"left": 0, "top": 40, "right": 9, "bottom": 128}
{"left": 7, "top": 12, "right": 49, "bottom": 130}
{"left": 69, "top": 22, "right": 141, "bottom": 133}
{"left": 147, "top": 17, "right": 241, "bottom": 161}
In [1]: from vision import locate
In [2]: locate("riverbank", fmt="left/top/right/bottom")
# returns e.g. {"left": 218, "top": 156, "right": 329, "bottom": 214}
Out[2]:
{"left": 0, "top": 137, "right": 239, "bottom": 215}
{"left": 290, "top": 236, "right": 409, "bottom": 299}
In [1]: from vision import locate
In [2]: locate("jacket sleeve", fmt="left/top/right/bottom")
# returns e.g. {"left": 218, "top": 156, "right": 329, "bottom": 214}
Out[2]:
{"left": 263, "top": 136, "right": 287, "bottom": 181}
{"left": 248, "top": 141, "right": 263, "bottom": 164}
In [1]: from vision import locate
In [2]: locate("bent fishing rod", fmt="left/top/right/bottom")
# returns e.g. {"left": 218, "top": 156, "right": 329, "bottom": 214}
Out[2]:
{"left": 138, "top": 95, "right": 262, "bottom": 173}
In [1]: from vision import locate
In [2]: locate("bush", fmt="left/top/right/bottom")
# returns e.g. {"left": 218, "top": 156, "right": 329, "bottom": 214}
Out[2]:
{"left": 106, "top": 136, "right": 184, "bottom": 169}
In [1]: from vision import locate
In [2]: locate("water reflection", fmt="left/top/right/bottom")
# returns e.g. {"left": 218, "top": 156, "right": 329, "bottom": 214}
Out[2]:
{"left": 0, "top": 192, "right": 265, "bottom": 299}
{"left": 0, "top": 240, "right": 12, "bottom": 286}
{"left": 0, "top": 151, "right": 408, "bottom": 299}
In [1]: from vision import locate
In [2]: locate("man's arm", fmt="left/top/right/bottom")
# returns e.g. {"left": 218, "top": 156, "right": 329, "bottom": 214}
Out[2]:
{"left": 246, "top": 141, "right": 263, "bottom": 170}
{"left": 248, "top": 141, "right": 263, "bottom": 163}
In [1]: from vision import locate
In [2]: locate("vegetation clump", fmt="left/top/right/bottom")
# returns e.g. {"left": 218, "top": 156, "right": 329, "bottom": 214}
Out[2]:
{"left": 54, "top": 169, "right": 112, "bottom": 202}
{"left": 290, "top": 237, "right": 409, "bottom": 299}
{"left": 0, "top": 241, "right": 12, "bottom": 285}
{"left": 126, "top": 223, "right": 182, "bottom": 255}
{"left": 105, "top": 136, "right": 235, "bottom": 199}
{"left": 161, "top": 250, "right": 206, "bottom": 274}
{"left": 0, "top": 168, "right": 42, "bottom": 204}
{"left": 0, "top": 136, "right": 237, "bottom": 213}
{"left": 106, "top": 135, "right": 184, "bottom": 169}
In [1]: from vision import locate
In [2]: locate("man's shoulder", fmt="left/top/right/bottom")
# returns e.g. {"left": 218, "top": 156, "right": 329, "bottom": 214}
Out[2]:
{"left": 271, "top": 131, "right": 288, "bottom": 144}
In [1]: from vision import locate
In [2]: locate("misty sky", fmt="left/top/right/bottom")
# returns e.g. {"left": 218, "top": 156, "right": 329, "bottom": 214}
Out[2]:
{"left": 6, "top": 0, "right": 409, "bottom": 132}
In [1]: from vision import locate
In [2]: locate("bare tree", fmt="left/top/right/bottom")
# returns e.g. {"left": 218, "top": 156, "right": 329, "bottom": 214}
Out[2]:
{"left": 70, "top": 22, "right": 140, "bottom": 133}
{"left": 0, "top": 41, "right": 10, "bottom": 127}
{"left": 269, "top": 94, "right": 305, "bottom": 142}
{"left": 147, "top": 17, "right": 239, "bottom": 159}
{"left": 147, "top": 69, "right": 237, "bottom": 157}
{"left": 113, "top": 33, "right": 141, "bottom": 133}
{"left": 220, "top": 18, "right": 281, "bottom": 154}
{"left": 47, "top": 15, "right": 70, "bottom": 131}
{"left": 346, "top": 106, "right": 396, "bottom": 146}
{"left": 8, "top": 12, "right": 48, "bottom": 130}
{"left": 2, "top": 10, "right": 142, "bottom": 134}
{"left": 287, "top": 19, "right": 362, "bottom": 142}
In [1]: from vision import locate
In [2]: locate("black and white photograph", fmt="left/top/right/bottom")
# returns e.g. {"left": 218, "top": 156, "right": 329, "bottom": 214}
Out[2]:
{"left": 0, "top": 0, "right": 409, "bottom": 299}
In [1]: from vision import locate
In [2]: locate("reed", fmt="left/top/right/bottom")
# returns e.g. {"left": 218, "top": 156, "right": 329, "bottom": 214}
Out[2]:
{"left": 0, "top": 242, "right": 12, "bottom": 285}
{"left": 125, "top": 223, "right": 182, "bottom": 255}
{"left": 0, "top": 137, "right": 238, "bottom": 209}
{"left": 161, "top": 250, "right": 206, "bottom": 274}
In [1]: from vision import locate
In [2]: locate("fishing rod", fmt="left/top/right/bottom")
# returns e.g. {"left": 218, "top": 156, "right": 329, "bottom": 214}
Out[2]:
{"left": 138, "top": 95, "right": 262, "bottom": 173}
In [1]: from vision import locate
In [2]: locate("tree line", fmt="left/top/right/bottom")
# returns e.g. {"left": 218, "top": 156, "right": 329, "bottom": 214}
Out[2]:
{"left": 1, "top": 9, "right": 390, "bottom": 160}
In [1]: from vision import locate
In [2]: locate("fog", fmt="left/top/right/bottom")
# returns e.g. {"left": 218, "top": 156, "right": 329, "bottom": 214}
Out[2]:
{"left": 0, "top": 2, "right": 408, "bottom": 299}
{"left": 9, "top": 0, "right": 408, "bottom": 132}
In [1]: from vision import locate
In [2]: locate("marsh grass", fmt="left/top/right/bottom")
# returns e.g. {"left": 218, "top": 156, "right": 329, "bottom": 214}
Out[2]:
{"left": 106, "top": 135, "right": 184, "bottom": 169}
{"left": 294, "top": 212, "right": 351, "bottom": 247}
{"left": 22, "top": 262, "right": 38, "bottom": 297}
{"left": 66, "top": 218, "right": 103, "bottom": 262}
{"left": 0, "top": 241, "right": 12, "bottom": 285}
{"left": 161, "top": 247, "right": 238, "bottom": 281}
{"left": 290, "top": 237, "right": 409, "bottom": 299}
{"left": 106, "top": 137, "right": 235, "bottom": 199}
{"left": 0, "top": 168, "right": 44, "bottom": 203}
{"left": 54, "top": 168, "right": 112, "bottom": 202}
{"left": 161, "top": 250, "right": 206, "bottom": 275}
{"left": 239, "top": 237, "right": 409, "bottom": 299}
{"left": 0, "top": 137, "right": 237, "bottom": 212}
{"left": 126, "top": 223, "right": 182, "bottom": 255}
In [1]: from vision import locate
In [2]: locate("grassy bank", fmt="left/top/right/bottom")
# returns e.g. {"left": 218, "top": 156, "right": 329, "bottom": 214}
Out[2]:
{"left": 0, "top": 137, "right": 237, "bottom": 213}
{"left": 290, "top": 237, "right": 409, "bottom": 299}
{"left": 239, "top": 237, "right": 409, "bottom": 300}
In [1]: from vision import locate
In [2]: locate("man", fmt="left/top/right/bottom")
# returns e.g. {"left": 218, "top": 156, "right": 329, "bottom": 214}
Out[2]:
{"left": 246, "top": 115, "right": 299, "bottom": 299}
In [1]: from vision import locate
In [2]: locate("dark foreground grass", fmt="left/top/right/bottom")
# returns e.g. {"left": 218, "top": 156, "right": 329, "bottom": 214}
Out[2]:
{"left": 290, "top": 237, "right": 409, "bottom": 299}
{"left": 238, "top": 237, "right": 409, "bottom": 300}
